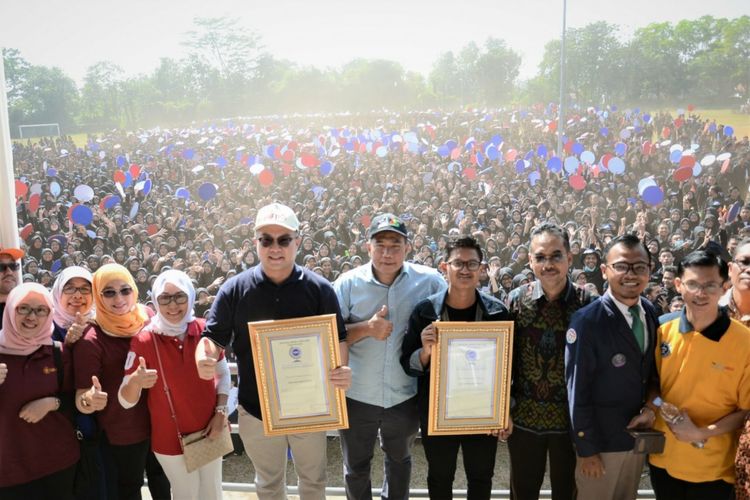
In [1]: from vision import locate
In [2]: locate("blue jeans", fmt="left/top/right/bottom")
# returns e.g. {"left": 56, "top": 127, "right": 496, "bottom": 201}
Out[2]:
{"left": 339, "top": 397, "right": 419, "bottom": 500}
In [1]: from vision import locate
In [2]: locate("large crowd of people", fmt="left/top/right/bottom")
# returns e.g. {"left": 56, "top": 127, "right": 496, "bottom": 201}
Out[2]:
{"left": 1, "top": 103, "right": 750, "bottom": 500}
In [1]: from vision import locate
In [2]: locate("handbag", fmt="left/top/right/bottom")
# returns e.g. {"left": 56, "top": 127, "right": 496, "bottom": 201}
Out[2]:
{"left": 629, "top": 429, "right": 666, "bottom": 454}
{"left": 152, "top": 335, "right": 234, "bottom": 473}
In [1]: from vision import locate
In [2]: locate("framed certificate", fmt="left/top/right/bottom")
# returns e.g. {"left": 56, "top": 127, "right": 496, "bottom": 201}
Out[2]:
{"left": 428, "top": 321, "right": 514, "bottom": 436}
{"left": 249, "top": 314, "right": 349, "bottom": 436}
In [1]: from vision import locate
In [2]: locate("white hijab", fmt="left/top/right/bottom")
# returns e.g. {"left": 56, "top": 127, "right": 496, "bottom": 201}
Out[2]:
{"left": 51, "top": 266, "right": 95, "bottom": 329}
{"left": 147, "top": 270, "right": 196, "bottom": 337}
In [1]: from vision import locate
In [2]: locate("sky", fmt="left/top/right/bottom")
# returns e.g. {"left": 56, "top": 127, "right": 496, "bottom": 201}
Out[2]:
{"left": 1, "top": 0, "right": 748, "bottom": 86}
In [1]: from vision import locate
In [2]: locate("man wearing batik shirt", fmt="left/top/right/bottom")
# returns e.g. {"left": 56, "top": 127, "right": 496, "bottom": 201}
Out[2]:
{"left": 506, "top": 223, "right": 593, "bottom": 500}
{"left": 726, "top": 238, "right": 750, "bottom": 498}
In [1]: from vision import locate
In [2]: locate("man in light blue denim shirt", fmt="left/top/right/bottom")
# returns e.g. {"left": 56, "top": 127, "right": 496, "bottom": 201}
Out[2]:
{"left": 334, "top": 213, "right": 446, "bottom": 500}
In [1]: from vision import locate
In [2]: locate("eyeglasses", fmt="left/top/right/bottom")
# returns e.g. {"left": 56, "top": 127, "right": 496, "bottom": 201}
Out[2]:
{"left": 447, "top": 260, "right": 482, "bottom": 271}
{"left": 608, "top": 262, "right": 650, "bottom": 275}
{"left": 157, "top": 292, "right": 189, "bottom": 306}
{"left": 733, "top": 258, "right": 750, "bottom": 270}
{"left": 100, "top": 287, "right": 134, "bottom": 298}
{"left": 681, "top": 281, "right": 723, "bottom": 295}
{"left": 62, "top": 285, "right": 92, "bottom": 295}
{"left": 0, "top": 263, "right": 20, "bottom": 273}
{"left": 533, "top": 253, "right": 566, "bottom": 265}
{"left": 16, "top": 305, "right": 51, "bottom": 317}
{"left": 257, "top": 235, "right": 295, "bottom": 248}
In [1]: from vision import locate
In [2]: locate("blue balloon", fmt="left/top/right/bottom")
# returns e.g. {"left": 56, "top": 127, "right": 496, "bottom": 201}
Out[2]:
{"left": 46, "top": 167, "right": 58, "bottom": 177}
{"left": 142, "top": 179, "right": 153, "bottom": 195}
{"left": 528, "top": 171, "right": 541, "bottom": 186}
{"left": 642, "top": 113, "right": 651, "bottom": 123}
{"left": 485, "top": 145, "right": 499, "bottom": 161}
{"left": 608, "top": 157, "right": 626, "bottom": 175}
{"left": 572, "top": 142, "right": 584, "bottom": 155}
{"left": 669, "top": 150, "right": 683, "bottom": 163}
{"left": 524, "top": 150, "right": 534, "bottom": 161}
{"left": 51, "top": 259, "right": 62, "bottom": 273}
{"left": 217, "top": 156, "right": 228, "bottom": 168}
{"left": 183, "top": 149, "right": 195, "bottom": 160}
{"left": 104, "top": 195, "right": 121, "bottom": 209}
{"left": 547, "top": 157, "right": 562, "bottom": 173}
{"left": 437, "top": 145, "right": 450, "bottom": 158}
{"left": 615, "top": 142, "right": 627, "bottom": 156}
{"left": 564, "top": 156, "right": 579, "bottom": 174}
{"left": 123, "top": 172, "right": 133, "bottom": 188}
{"left": 475, "top": 151, "right": 485, "bottom": 167}
{"left": 515, "top": 159, "right": 526, "bottom": 173}
{"left": 116, "top": 155, "right": 127, "bottom": 167}
{"left": 71, "top": 205, "right": 94, "bottom": 226}
{"left": 445, "top": 140, "right": 458, "bottom": 151}
{"left": 709, "top": 123, "right": 717, "bottom": 133}
{"left": 724, "top": 126, "right": 734, "bottom": 137}
{"left": 198, "top": 183, "right": 217, "bottom": 201}
{"left": 537, "top": 144, "right": 548, "bottom": 157}
{"left": 599, "top": 127, "right": 608, "bottom": 137}
{"left": 175, "top": 187, "right": 190, "bottom": 200}
{"left": 491, "top": 134, "right": 503, "bottom": 146}
{"left": 320, "top": 161, "right": 333, "bottom": 176}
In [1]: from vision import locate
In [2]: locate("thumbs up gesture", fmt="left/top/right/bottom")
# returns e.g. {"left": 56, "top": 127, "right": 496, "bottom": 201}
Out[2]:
{"left": 196, "top": 337, "right": 219, "bottom": 380}
{"left": 64, "top": 312, "right": 87, "bottom": 345}
{"left": 368, "top": 305, "right": 393, "bottom": 341}
{"left": 0, "top": 363, "right": 7, "bottom": 385}
{"left": 132, "top": 356, "right": 158, "bottom": 389}
{"left": 86, "top": 375, "right": 108, "bottom": 411}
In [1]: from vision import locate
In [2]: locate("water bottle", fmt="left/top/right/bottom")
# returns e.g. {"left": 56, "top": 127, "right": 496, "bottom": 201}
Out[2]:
{"left": 653, "top": 397, "right": 705, "bottom": 448}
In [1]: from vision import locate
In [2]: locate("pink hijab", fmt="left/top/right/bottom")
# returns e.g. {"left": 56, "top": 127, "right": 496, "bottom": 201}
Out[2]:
{"left": 0, "top": 283, "right": 55, "bottom": 356}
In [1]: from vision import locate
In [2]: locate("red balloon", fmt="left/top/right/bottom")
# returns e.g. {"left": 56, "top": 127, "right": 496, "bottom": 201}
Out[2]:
{"left": 281, "top": 163, "right": 293, "bottom": 176}
{"left": 19, "top": 223, "right": 34, "bottom": 241}
{"left": 569, "top": 175, "right": 586, "bottom": 191}
{"left": 451, "top": 148, "right": 461, "bottom": 160}
{"left": 673, "top": 167, "right": 692, "bottom": 182}
{"left": 147, "top": 224, "right": 160, "bottom": 236}
{"left": 463, "top": 167, "right": 477, "bottom": 180}
{"left": 361, "top": 215, "right": 371, "bottom": 228}
{"left": 15, "top": 180, "right": 28, "bottom": 198}
{"left": 28, "top": 193, "right": 41, "bottom": 212}
{"left": 129, "top": 164, "right": 141, "bottom": 178}
{"left": 67, "top": 204, "right": 79, "bottom": 222}
{"left": 721, "top": 158, "right": 731, "bottom": 174}
{"left": 113, "top": 171, "right": 126, "bottom": 184}
{"left": 674, "top": 118, "right": 684, "bottom": 129}
{"left": 679, "top": 156, "right": 696, "bottom": 168}
{"left": 687, "top": 104, "right": 695, "bottom": 112}
{"left": 282, "top": 150, "right": 295, "bottom": 162}
{"left": 600, "top": 154, "right": 613, "bottom": 168}
{"left": 661, "top": 127, "right": 671, "bottom": 139}
{"left": 548, "top": 120, "right": 558, "bottom": 133}
{"left": 505, "top": 149, "right": 518, "bottom": 162}
{"left": 259, "top": 169, "right": 274, "bottom": 187}
{"left": 641, "top": 141, "right": 653, "bottom": 156}
{"left": 287, "top": 141, "right": 298, "bottom": 151}
{"left": 300, "top": 154, "right": 319, "bottom": 168}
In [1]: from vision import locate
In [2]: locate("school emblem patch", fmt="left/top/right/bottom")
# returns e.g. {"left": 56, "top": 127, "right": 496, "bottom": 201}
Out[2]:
{"left": 611, "top": 353, "right": 627, "bottom": 368}
{"left": 566, "top": 328, "right": 577, "bottom": 344}
{"left": 660, "top": 341, "right": 671, "bottom": 358}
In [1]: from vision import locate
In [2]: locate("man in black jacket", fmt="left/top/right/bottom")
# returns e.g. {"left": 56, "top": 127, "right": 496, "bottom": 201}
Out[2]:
{"left": 565, "top": 234, "right": 659, "bottom": 499}
{"left": 400, "top": 236, "right": 511, "bottom": 500}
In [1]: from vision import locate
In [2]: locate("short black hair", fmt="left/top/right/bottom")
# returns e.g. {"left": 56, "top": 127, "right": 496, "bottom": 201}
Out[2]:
{"left": 677, "top": 250, "right": 729, "bottom": 281}
{"left": 662, "top": 265, "right": 678, "bottom": 275}
{"left": 602, "top": 234, "right": 651, "bottom": 265}
{"left": 443, "top": 236, "right": 483, "bottom": 263}
{"left": 529, "top": 223, "right": 570, "bottom": 252}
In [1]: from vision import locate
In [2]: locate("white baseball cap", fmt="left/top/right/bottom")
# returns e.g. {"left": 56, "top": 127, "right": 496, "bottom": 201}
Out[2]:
{"left": 255, "top": 203, "right": 300, "bottom": 232}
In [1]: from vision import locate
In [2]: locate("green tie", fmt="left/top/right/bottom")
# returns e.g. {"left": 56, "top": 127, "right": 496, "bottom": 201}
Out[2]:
{"left": 629, "top": 305, "right": 645, "bottom": 352}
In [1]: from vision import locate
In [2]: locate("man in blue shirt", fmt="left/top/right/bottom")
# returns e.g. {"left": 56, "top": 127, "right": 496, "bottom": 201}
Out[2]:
{"left": 334, "top": 213, "right": 446, "bottom": 500}
{"left": 196, "top": 203, "right": 351, "bottom": 500}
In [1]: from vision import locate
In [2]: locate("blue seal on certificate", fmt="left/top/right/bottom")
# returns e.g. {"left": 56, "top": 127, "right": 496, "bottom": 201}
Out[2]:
{"left": 465, "top": 349, "right": 478, "bottom": 362}
{"left": 289, "top": 346, "right": 302, "bottom": 360}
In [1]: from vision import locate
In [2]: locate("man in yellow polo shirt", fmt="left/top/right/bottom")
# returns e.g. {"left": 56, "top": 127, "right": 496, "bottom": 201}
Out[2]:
{"left": 649, "top": 250, "right": 750, "bottom": 499}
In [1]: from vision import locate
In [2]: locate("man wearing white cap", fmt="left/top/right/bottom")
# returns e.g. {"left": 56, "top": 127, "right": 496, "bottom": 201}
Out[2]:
{"left": 196, "top": 202, "right": 351, "bottom": 499}
{"left": 0, "top": 246, "right": 24, "bottom": 319}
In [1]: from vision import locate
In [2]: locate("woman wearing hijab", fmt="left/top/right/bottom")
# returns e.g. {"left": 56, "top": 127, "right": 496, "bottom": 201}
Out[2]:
{"left": 72, "top": 264, "right": 155, "bottom": 500}
{"left": 0, "top": 284, "right": 80, "bottom": 499}
{"left": 51, "top": 266, "right": 95, "bottom": 344}
{"left": 119, "top": 270, "right": 230, "bottom": 500}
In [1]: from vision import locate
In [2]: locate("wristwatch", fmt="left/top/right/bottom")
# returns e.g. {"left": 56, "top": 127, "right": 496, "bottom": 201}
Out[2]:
{"left": 215, "top": 405, "right": 228, "bottom": 416}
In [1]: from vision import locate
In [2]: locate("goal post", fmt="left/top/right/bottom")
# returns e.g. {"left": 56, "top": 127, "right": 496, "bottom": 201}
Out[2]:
{"left": 18, "top": 123, "right": 61, "bottom": 139}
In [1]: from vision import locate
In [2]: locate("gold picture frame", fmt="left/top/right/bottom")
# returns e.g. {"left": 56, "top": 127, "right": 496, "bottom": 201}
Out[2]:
{"left": 428, "top": 321, "right": 514, "bottom": 436}
{"left": 249, "top": 314, "right": 349, "bottom": 436}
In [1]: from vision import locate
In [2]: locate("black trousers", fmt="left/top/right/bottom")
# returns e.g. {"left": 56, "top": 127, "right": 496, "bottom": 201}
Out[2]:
{"left": 100, "top": 436, "right": 169, "bottom": 500}
{"left": 0, "top": 462, "right": 77, "bottom": 500}
{"left": 649, "top": 464, "right": 734, "bottom": 500}
{"left": 421, "top": 427, "right": 498, "bottom": 500}
{"left": 507, "top": 427, "right": 576, "bottom": 500}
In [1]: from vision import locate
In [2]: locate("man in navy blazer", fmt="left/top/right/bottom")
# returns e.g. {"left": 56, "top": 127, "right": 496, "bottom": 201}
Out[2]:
{"left": 565, "top": 234, "right": 659, "bottom": 500}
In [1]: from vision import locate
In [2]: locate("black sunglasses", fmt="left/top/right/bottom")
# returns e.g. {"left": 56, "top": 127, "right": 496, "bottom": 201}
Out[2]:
{"left": 101, "top": 287, "right": 134, "bottom": 298}
{"left": 258, "top": 235, "right": 295, "bottom": 248}
{"left": 0, "top": 263, "right": 20, "bottom": 273}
